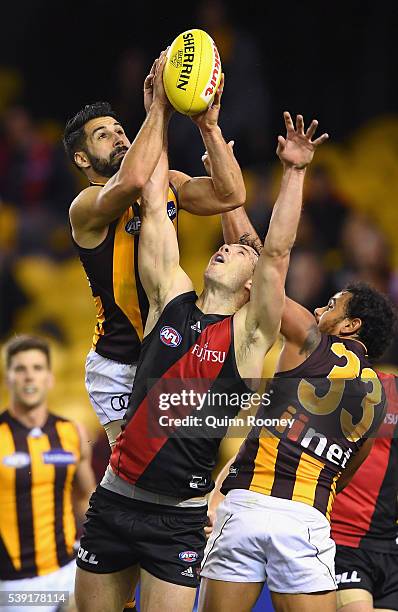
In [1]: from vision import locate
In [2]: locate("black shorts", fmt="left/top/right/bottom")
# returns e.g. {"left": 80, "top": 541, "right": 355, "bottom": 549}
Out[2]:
{"left": 76, "top": 486, "right": 207, "bottom": 588}
{"left": 335, "top": 545, "right": 398, "bottom": 611}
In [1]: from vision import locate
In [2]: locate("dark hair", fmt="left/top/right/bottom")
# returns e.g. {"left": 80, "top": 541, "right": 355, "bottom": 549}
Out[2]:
{"left": 237, "top": 233, "right": 262, "bottom": 257}
{"left": 344, "top": 282, "right": 396, "bottom": 360}
{"left": 63, "top": 101, "right": 119, "bottom": 166}
{"left": 3, "top": 335, "right": 51, "bottom": 369}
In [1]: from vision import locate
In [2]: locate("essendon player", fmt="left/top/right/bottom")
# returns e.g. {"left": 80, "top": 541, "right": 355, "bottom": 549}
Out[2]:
{"left": 331, "top": 372, "right": 398, "bottom": 612}
{"left": 74, "top": 112, "right": 328, "bottom": 612}
{"left": 63, "top": 52, "right": 245, "bottom": 447}
{"left": 199, "top": 199, "right": 396, "bottom": 610}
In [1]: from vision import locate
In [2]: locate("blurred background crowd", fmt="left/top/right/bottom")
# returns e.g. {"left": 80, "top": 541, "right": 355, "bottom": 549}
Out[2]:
{"left": 0, "top": 0, "right": 397, "bottom": 474}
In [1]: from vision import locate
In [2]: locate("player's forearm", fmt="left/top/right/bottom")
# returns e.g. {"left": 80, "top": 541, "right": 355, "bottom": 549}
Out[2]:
{"left": 116, "top": 102, "right": 171, "bottom": 194}
{"left": 200, "top": 126, "right": 246, "bottom": 205}
{"left": 263, "top": 166, "right": 306, "bottom": 256}
{"left": 141, "top": 147, "right": 169, "bottom": 217}
{"left": 221, "top": 207, "right": 263, "bottom": 252}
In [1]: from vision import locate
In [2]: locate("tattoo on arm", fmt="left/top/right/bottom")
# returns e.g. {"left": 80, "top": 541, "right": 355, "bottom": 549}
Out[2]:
{"left": 299, "top": 324, "right": 321, "bottom": 357}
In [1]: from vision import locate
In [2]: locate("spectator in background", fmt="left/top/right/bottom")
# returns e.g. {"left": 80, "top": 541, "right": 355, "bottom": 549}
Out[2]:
{"left": 112, "top": 48, "right": 148, "bottom": 137}
{"left": 302, "top": 164, "right": 349, "bottom": 251}
{"left": 0, "top": 251, "right": 29, "bottom": 337}
{"left": 335, "top": 212, "right": 398, "bottom": 365}
{"left": 286, "top": 249, "right": 335, "bottom": 313}
{"left": 0, "top": 106, "right": 77, "bottom": 256}
{"left": 337, "top": 213, "right": 397, "bottom": 297}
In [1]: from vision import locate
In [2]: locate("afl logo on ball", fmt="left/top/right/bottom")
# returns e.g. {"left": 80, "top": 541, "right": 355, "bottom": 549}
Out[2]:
{"left": 179, "top": 551, "right": 199, "bottom": 563}
{"left": 167, "top": 200, "right": 177, "bottom": 221}
{"left": 160, "top": 326, "right": 182, "bottom": 347}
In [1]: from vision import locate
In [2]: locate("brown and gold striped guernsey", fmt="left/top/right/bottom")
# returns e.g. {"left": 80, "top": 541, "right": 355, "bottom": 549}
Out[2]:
{"left": 0, "top": 411, "right": 80, "bottom": 579}
{"left": 72, "top": 184, "right": 179, "bottom": 364}
{"left": 222, "top": 335, "right": 386, "bottom": 520}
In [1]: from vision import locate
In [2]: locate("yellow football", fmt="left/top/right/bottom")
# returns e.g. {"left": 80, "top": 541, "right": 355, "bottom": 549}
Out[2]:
{"left": 163, "top": 29, "right": 222, "bottom": 116}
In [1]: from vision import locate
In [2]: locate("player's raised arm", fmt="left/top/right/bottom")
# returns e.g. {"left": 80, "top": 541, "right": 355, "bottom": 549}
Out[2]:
{"left": 169, "top": 76, "right": 246, "bottom": 215}
{"left": 69, "top": 51, "right": 172, "bottom": 234}
{"left": 139, "top": 151, "right": 193, "bottom": 336}
{"left": 235, "top": 113, "right": 328, "bottom": 359}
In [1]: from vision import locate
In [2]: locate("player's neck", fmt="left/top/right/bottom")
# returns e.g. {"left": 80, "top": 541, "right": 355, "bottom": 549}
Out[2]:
{"left": 197, "top": 286, "right": 241, "bottom": 315}
{"left": 9, "top": 403, "right": 49, "bottom": 429}
{"left": 87, "top": 171, "right": 108, "bottom": 186}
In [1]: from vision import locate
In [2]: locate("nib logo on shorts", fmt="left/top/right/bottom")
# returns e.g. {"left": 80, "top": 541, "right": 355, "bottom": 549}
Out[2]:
{"left": 181, "top": 566, "right": 195, "bottom": 578}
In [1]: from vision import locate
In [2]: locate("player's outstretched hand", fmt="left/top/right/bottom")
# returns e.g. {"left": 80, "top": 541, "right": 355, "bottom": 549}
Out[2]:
{"left": 276, "top": 112, "right": 328, "bottom": 169}
{"left": 191, "top": 73, "right": 225, "bottom": 130}
{"left": 144, "top": 49, "right": 173, "bottom": 114}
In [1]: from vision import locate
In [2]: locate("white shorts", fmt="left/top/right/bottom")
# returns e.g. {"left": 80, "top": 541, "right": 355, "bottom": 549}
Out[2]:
{"left": 201, "top": 489, "right": 337, "bottom": 594}
{"left": 0, "top": 560, "right": 76, "bottom": 612}
{"left": 85, "top": 350, "right": 137, "bottom": 426}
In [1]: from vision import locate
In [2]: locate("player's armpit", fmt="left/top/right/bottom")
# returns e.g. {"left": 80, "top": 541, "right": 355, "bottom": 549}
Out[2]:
{"left": 69, "top": 186, "right": 109, "bottom": 248}
{"left": 281, "top": 297, "right": 321, "bottom": 353}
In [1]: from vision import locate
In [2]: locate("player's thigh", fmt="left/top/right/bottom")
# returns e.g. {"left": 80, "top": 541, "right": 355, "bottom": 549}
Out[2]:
{"left": 336, "top": 588, "right": 373, "bottom": 611}
{"left": 271, "top": 590, "right": 337, "bottom": 612}
{"left": 75, "top": 564, "right": 139, "bottom": 612}
{"left": 85, "top": 350, "right": 136, "bottom": 429}
{"left": 198, "top": 577, "right": 263, "bottom": 612}
{"left": 139, "top": 567, "right": 196, "bottom": 612}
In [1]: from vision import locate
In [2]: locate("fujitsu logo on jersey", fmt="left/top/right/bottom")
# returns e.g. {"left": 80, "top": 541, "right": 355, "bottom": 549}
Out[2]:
{"left": 160, "top": 326, "right": 182, "bottom": 347}
{"left": 191, "top": 342, "right": 226, "bottom": 363}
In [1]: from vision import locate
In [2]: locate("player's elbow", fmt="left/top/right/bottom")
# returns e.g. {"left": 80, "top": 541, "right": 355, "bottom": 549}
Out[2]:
{"left": 117, "top": 171, "right": 146, "bottom": 195}
{"left": 213, "top": 194, "right": 245, "bottom": 214}
{"left": 221, "top": 184, "right": 246, "bottom": 208}
{"left": 263, "top": 244, "right": 292, "bottom": 260}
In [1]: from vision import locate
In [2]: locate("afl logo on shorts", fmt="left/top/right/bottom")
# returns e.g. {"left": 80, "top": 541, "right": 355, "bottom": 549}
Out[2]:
{"left": 125, "top": 216, "right": 141, "bottom": 235}
{"left": 167, "top": 200, "right": 177, "bottom": 221}
{"left": 160, "top": 326, "right": 182, "bottom": 347}
{"left": 179, "top": 551, "right": 199, "bottom": 563}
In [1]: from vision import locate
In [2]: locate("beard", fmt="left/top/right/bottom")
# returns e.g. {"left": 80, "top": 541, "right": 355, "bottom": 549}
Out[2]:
{"left": 86, "top": 146, "right": 127, "bottom": 178}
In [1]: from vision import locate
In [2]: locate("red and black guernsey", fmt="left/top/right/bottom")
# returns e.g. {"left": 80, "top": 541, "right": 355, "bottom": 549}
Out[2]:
{"left": 222, "top": 334, "right": 387, "bottom": 520}
{"left": 331, "top": 372, "right": 398, "bottom": 552}
{"left": 110, "top": 291, "right": 252, "bottom": 498}
{"left": 72, "top": 184, "right": 178, "bottom": 364}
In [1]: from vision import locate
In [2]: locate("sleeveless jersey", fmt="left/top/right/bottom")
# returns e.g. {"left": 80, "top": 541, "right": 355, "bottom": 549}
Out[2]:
{"left": 72, "top": 184, "right": 179, "bottom": 364}
{"left": 222, "top": 334, "right": 386, "bottom": 520}
{"left": 0, "top": 411, "right": 81, "bottom": 579}
{"left": 331, "top": 372, "right": 398, "bottom": 552}
{"left": 110, "top": 291, "right": 252, "bottom": 498}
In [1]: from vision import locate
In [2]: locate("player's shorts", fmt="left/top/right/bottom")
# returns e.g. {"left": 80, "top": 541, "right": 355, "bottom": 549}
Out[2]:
{"left": 335, "top": 545, "right": 398, "bottom": 611}
{"left": 0, "top": 559, "right": 76, "bottom": 612}
{"left": 85, "top": 349, "right": 137, "bottom": 426}
{"left": 201, "top": 489, "right": 337, "bottom": 594}
{"left": 77, "top": 486, "right": 208, "bottom": 588}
